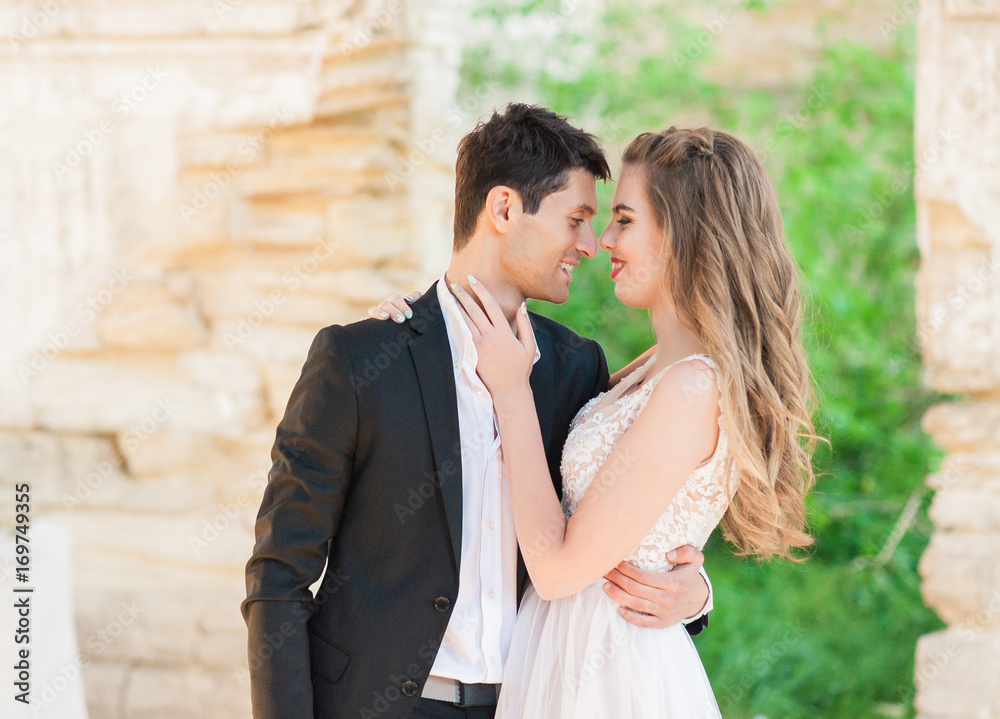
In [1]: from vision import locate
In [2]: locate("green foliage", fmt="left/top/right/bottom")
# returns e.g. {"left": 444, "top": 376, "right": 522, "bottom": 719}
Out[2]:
{"left": 463, "top": 1, "right": 945, "bottom": 717}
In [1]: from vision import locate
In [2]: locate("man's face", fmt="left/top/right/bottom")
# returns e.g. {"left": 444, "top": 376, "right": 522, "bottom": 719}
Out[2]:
{"left": 499, "top": 168, "right": 600, "bottom": 304}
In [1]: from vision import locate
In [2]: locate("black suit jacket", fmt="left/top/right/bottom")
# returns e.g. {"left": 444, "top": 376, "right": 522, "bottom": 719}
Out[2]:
{"left": 243, "top": 283, "right": 705, "bottom": 719}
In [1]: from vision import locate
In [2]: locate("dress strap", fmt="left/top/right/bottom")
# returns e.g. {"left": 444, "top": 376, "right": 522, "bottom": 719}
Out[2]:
{"left": 642, "top": 353, "right": 717, "bottom": 390}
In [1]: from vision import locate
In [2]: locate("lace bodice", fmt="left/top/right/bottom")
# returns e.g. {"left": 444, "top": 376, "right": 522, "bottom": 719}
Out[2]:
{"left": 560, "top": 353, "right": 736, "bottom": 571}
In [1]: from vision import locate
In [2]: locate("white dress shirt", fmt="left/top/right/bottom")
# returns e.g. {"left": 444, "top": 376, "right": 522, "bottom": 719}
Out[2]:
{"left": 428, "top": 277, "right": 540, "bottom": 684}
{"left": 426, "top": 277, "right": 712, "bottom": 683}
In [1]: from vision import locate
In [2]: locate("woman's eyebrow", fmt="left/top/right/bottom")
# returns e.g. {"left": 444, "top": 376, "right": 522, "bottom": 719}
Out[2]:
{"left": 613, "top": 203, "right": 636, "bottom": 213}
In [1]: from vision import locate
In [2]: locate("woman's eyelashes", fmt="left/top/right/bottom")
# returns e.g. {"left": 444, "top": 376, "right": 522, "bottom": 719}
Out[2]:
{"left": 617, "top": 216, "right": 633, "bottom": 226}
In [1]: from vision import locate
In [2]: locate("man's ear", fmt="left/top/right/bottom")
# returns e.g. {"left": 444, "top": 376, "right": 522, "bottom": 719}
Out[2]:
{"left": 483, "top": 185, "right": 521, "bottom": 235}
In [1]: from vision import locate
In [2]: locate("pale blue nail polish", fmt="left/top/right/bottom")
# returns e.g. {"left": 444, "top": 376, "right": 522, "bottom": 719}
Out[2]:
{"left": 468, "top": 274, "right": 478, "bottom": 284}
{"left": 405, "top": 309, "right": 413, "bottom": 319}
{"left": 395, "top": 314, "right": 405, "bottom": 322}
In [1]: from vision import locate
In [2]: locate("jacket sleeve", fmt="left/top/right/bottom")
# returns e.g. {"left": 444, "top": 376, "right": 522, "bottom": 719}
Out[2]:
{"left": 591, "top": 339, "right": 611, "bottom": 397}
{"left": 242, "top": 326, "right": 359, "bottom": 719}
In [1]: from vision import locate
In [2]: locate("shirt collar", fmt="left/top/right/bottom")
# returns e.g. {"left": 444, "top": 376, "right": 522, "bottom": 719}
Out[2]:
{"left": 437, "top": 274, "right": 541, "bottom": 373}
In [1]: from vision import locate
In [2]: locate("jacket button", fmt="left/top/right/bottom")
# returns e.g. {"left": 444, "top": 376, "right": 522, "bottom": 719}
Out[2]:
{"left": 401, "top": 680, "right": 418, "bottom": 697}
{"left": 433, "top": 596, "right": 451, "bottom": 612}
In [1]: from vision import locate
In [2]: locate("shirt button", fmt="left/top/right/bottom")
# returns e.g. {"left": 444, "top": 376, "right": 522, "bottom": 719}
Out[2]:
{"left": 433, "top": 596, "right": 451, "bottom": 612}
{"left": 401, "top": 680, "right": 418, "bottom": 697}
{"left": 474, "top": 386, "right": 484, "bottom": 395}
{"left": 490, "top": 657, "right": 497, "bottom": 666}
{"left": 488, "top": 590, "right": 496, "bottom": 600}
{"left": 488, "top": 521, "right": 495, "bottom": 530}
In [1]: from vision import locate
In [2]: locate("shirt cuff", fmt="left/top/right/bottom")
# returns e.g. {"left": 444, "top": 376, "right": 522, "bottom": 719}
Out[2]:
{"left": 681, "top": 566, "right": 713, "bottom": 625}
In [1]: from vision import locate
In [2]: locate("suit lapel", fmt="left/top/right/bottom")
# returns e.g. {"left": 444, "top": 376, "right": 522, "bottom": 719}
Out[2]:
{"left": 528, "top": 315, "right": 557, "bottom": 479}
{"left": 408, "top": 284, "right": 463, "bottom": 574}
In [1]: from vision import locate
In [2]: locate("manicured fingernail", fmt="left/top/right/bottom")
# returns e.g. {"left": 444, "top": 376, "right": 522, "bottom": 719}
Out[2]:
{"left": 380, "top": 311, "right": 389, "bottom": 318}
{"left": 404, "top": 295, "right": 413, "bottom": 302}
{"left": 405, "top": 309, "right": 413, "bottom": 319}
{"left": 520, "top": 301, "right": 527, "bottom": 314}
{"left": 395, "top": 314, "right": 405, "bottom": 322}
{"left": 603, "top": 582, "right": 611, "bottom": 592}
{"left": 667, "top": 550, "right": 677, "bottom": 561}
{"left": 450, "top": 282, "right": 461, "bottom": 293}
{"left": 467, "top": 274, "right": 478, "bottom": 284}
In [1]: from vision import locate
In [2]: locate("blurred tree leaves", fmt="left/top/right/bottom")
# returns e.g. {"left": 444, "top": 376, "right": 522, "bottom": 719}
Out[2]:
{"left": 463, "top": 1, "right": 945, "bottom": 716}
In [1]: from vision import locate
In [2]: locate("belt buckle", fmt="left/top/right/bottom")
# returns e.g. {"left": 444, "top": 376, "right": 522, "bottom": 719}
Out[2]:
{"left": 457, "top": 682, "right": 497, "bottom": 708}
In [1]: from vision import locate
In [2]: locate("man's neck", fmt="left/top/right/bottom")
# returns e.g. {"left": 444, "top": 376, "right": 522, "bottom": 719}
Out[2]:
{"left": 445, "top": 248, "right": 525, "bottom": 332}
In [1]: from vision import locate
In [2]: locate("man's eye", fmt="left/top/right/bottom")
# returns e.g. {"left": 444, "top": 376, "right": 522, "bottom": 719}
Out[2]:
{"left": 571, "top": 218, "right": 585, "bottom": 227}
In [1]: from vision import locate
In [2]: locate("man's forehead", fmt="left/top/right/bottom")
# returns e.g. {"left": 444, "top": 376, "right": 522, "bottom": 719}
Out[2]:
{"left": 547, "top": 170, "right": 599, "bottom": 212}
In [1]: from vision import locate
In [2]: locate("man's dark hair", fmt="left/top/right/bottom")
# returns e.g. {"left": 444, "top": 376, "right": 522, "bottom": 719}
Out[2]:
{"left": 452, "top": 103, "right": 611, "bottom": 250}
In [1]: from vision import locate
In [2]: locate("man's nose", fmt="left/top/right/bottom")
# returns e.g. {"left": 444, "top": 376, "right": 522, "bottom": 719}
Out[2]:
{"left": 578, "top": 224, "right": 599, "bottom": 258}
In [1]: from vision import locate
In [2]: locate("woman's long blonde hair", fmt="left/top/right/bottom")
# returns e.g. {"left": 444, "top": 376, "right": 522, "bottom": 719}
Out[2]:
{"left": 623, "top": 127, "right": 819, "bottom": 560}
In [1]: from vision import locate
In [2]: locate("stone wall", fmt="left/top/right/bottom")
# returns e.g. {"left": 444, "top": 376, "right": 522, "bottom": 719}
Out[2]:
{"left": 914, "top": 1, "right": 1000, "bottom": 716}
{"left": 0, "top": 1, "right": 463, "bottom": 716}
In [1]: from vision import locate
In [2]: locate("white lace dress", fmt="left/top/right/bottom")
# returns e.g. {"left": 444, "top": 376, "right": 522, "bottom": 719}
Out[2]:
{"left": 495, "top": 353, "right": 734, "bottom": 718}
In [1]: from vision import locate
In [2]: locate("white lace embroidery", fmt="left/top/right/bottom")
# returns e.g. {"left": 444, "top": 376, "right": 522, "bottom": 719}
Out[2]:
{"left": 559, "top": 353, "right": 737, "bottom": 571}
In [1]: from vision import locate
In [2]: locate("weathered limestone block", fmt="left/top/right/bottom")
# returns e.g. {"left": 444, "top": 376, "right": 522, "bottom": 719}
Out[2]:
{"left": 228, "top": 196, "right": 327, "bottom": 248}
{"left": 28, "top": 355, "right": 264, "bottom": 436}
{"left": 916, "top": 629, "right": 1000, "bottom": 717}
{"left": 944, "top": 0, "right": 1000, "bottom": 19}
{"left": 234, "top": 133, "right": 400, "bottom": 197}
{"left": 0, "top": 431, "right": 124, "bottom": 515}
{"left": 124, "top": 665, "right": 251, "bottom": 719}
{"left": 916, "top": 248, "right": 1000, "bottom": 392}
{"left": 263, "top": 361, "right": 306, "bottom": 419}
{"left": 211, "top": 323, "right": 323, "bottom": 364}
{"left": 0, "top": 0, "right": 340, "bottom": 39}
{"left": 319, "top": 43, "right": 411, "bottom": 116}
{"left": 73, "top": 554, "right": 247, "bottom": 659}
{"left": 327, "top": 193, "right": 415, "bottom": 263}
{"left": 928, "top": 464, "right": 1000, "bottom": 532}
{"left": 923, "top": 401, "right": 1000, "bottom": 452}
{"left": 98, "top": 279, "right": 207, "bottom": 350}
{"left": 920, "top": 531, "right": 1000, "bottom": 628}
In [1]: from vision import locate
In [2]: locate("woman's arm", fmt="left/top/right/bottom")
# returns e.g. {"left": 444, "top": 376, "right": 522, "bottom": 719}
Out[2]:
{"left": 493, "top": 361, "right": 720, "bottom": 600}
{"left": 453, "top": 279, "right": 720, "bottom": 601}
{"left": 608, "top": 344, "right": 656, "bottom": 388}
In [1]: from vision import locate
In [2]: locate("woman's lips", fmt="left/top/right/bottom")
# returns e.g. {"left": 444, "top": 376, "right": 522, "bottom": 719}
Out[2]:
{"left": 611, "top": 258, "right": 625, "bottom": 280}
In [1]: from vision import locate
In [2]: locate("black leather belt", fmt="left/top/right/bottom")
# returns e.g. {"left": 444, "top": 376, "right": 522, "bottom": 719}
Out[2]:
{"left": 422, "top": 676, "right": 500, "bottom": 707}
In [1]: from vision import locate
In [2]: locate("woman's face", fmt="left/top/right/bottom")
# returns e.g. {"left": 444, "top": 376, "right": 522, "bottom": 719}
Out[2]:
{"left": 599, "top": 164, "right": 670, "bottom": 310}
